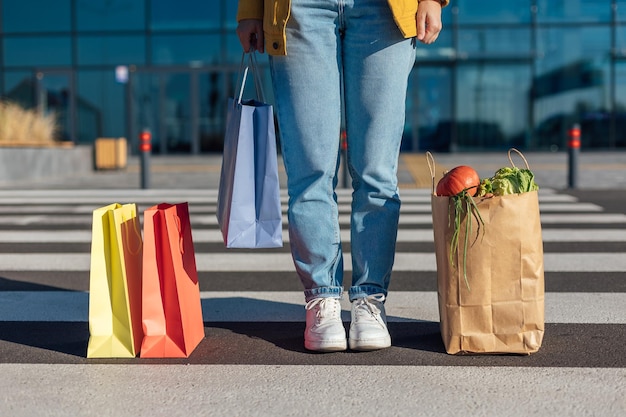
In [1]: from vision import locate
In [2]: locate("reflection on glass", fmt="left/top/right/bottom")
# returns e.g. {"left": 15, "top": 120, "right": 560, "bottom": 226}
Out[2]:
{"left": 4, "top": 37, "right": 72, "bottom": 67}
{"left": 611, "top": 63, "right": 626, "bottom": 147}
{"left": 2, "top": 0, "right": 71, "bottom": 33}
{"left": 76, "top": 0, "right": 145, "bottom": 31}
{"left": 406, "top": 67, "right": 452, "bottom": 152}
{"left": 35, "top": 73, "right": 72, "bottom": 141}
{"left": 536, "top": 27, "right": 610, "bottom": 73}
{"left": 130, "top": 72, "right": 192, "bottom": 153}
{"left": 225, "top": 1, "right": 240, "bottom": 30}
{"left": 226, "top": 34, "right": 245, "bottom": 64}
{"left": 151, "top": 0, "right": 219, "bottom": 30}
{"left": 456, "top": 0, "right": 530, "bottom": 24}
{"left": 536, "top": 0, "right": 611, "bottom": 23}
{"left": 3, "top": 72, "right": 34, "bottom": 108}
{"left": 77, "top": 70, "right": 127, "bottom": 143}
{"left": 619, "top": 1, "right": 626, "bottom": 22}
{"left": 200, "top": 71, "right": 227, "bottom": 151}
{"left": 162, "top": 73, "right": 191, "bottom": 153}
{"left": 151, "top": 34, "right": 221, "bottom": 65}
{"left": 617, "top": 64, "right": 626, "bottom": 111}
{"left": 457, "top": 28, "right": 531, "bottom": 55}
{"left": 616, "top": 25, "right": 626, "bottom": 53}
{"left": 78, "top": 36, "right": 146, "bottom": 65}
{"left": 534, "top": 27, "right": 610, "bottom": 149}
{"left": 456, "top": 64, "right": 530, "bottom": 150}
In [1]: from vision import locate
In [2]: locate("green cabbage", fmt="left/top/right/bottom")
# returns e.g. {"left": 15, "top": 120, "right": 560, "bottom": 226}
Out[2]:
{"left": 491, "top": 167, "right": 539, "bottom": 195}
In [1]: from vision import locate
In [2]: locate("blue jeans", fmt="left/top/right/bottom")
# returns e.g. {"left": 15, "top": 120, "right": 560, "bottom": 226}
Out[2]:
{"left": 269, "top": 0, "right": 416, "bottom": 302}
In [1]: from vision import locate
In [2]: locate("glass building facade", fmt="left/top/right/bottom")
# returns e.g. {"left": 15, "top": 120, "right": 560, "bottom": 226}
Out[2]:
{"left": 1, "top": 0, "right": 625, "bottom": 154}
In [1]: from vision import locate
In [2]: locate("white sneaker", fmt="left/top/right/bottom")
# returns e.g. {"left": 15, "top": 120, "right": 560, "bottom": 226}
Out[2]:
{"left": 349, "top": 294, "right": 391, "bottom": 351}
{"left": 304, "top": 297, "right": 347, "bottom": 352}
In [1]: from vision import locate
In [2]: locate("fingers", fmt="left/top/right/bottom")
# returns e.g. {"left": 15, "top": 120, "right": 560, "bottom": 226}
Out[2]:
{"left": 416, "top": 2, "right": 443, "bottom": 45}
{"left": 236, "top": 19, "right": 264, "bottom": 53}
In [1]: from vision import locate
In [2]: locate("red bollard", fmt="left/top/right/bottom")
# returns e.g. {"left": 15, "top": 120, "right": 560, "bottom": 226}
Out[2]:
{"left": 567, "top": 124, "right": 580, "bottom": 189}
{"left": 139, "top": 129, "right": 152, "bottom": 189}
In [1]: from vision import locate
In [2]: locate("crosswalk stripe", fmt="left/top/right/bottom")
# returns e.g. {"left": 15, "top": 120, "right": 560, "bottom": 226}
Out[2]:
{"left": 1, "top": 212, "right": 624, "bottom": 226}
{"left": 0, "top": 188, "right": 577, "bottom": 204}
{"left": 1, "top": 291, "right": 624, "bottom": 324}
{"left": 1, "top": 252, "right": 625, "bottom": 272}
{"left": 0, "top": 201, "right": 604, "bottom": 214}
{"left": 0, "top": 228, "right": 624, "bottom": 243}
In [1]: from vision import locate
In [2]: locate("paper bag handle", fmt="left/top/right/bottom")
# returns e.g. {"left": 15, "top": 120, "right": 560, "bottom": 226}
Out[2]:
{"left": 236, "top": 50, "right": 266, "bottom": 105}
{"left": 508, "top": 148, "right": 531, "bottom": 170}
{"left": 124, "top": 217, "right": 143, "bottom": 256}
{"left": 426, "top": 151, "right": 436, "bottom": 195}
{"left": 173, "top": 214, "right": 185, "bottom": 255}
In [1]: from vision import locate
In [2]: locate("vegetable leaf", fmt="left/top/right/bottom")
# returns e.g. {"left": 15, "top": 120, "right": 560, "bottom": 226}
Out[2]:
{"left": 491, "top": 167, "right": 538, "bottom": 196}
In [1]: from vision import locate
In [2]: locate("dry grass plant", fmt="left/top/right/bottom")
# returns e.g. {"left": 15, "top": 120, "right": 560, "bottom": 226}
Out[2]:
{"left": 0, "top": 101, "right": 58, "bottom": 145}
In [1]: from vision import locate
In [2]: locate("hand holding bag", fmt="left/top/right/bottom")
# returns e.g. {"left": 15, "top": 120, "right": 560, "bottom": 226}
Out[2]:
{"left": 216, "top": 51, "right": 283, "bottom": 248}
{"left": 429, "top": 149, "right": 545, "bottom": 355}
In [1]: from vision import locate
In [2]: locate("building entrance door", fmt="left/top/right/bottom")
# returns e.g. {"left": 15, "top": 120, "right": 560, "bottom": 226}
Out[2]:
{"left": 128, "top": 67, "right": 241, "bottom": 155}
{"left": 131, "top": 71, "right": 193, "bottom": 154}
{"left": 455, "top": 63, "right": 531, "bottom": 150}
{"left": 611, "top": 60, "right": 626, "bottom": 148}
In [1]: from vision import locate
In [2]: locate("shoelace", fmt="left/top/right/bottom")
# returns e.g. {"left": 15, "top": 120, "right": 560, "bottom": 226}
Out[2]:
{"left": 305, "top": 297, "right": 340, "bottom": 320}
{"left": 353, "top": 293, "right": 386, "bottom": 319}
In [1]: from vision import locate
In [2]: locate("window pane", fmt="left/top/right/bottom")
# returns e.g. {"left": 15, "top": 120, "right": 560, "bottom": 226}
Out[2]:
{"left": 618, "top": 0, "right": 626, "bottom": 21}
{"left": 617, "top": 25, "right": 626, "bottom": 53}
{"left": 4, "top": 37, "right": 72, "bottom": 67}
{"left": 78, "top": 35, "right": 146, "bottom": 66}
{"left": 76, "top": 0, "right": 146, "bottom": 31}
{"left": 406, "top": 67, "right": 453, "bottom": 152}
{"left": 613, "top": 63, "right": 626, "bottom": 147}
{"left": 458, "top": 28, "right": 531, "bottom": 56}
{"left": 456, "top": 64, "right": 530, "bottom": 149}
{"left": 225, "top": 1, "right": 239, "bottom": 30}
{"left": 225, "top": 34, "right": 242, "bottom": 64}
{"left": 456, "top": 0, "right": 531, "bottom": 24}
{"left": 150, "top": 0, "right": 219, "bottom": 30}
{"left": 534, "top": 28, "right": 610, "bottom": 149}
{"left": 151, "top": 34, "right": 220, "bottom": 65}
{"left": 536, "top": 0, "right": 611, "bottom": 23}
{"left": 2, "top": 0, "right": 71, "bottom": 33}
{"left": 536, "top": 27, "right": 610, "bottom": 73}
{"left": 77, "top": 70, "right": 127, "bottom": 143}
{"left": 3, "top": 71, "right": 35, "bottom": 108}
{"left": 200, "top": 70, "right": 228, "bottom": 151}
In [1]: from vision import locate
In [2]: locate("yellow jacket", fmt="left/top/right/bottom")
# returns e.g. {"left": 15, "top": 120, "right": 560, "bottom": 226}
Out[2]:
{"left": 237, "top": 0, "right": 449, "bottom": 55}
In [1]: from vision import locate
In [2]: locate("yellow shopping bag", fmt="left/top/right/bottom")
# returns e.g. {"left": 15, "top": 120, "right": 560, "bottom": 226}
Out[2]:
{"left": 87, "top": 203, "right": 143, "bottom": 358}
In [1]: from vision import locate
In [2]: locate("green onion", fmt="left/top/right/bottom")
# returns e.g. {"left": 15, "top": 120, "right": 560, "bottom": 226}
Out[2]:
{"left": 448, "top": 188, "right": 485, "bottom": 291}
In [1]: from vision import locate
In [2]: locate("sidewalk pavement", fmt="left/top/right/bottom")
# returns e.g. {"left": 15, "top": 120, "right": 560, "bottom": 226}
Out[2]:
{"left": 0, "top": 151, "right": 624, "bottom": 191}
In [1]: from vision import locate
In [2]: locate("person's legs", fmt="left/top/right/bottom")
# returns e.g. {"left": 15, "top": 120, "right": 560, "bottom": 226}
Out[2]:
{"left": 270, "top": 0, "right": 345, "bottom": 303}
{"left": 270, "top": 0, "right": 347, "bottom": 351}
{"left": 342, "top": 0, "right": 416, "bottom": 301}
{"left": 341, "top": 0, "right": 416, "bottom": 350}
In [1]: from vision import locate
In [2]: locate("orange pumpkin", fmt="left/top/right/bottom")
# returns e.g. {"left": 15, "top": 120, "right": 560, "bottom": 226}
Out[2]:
{"left": 436, "top": 165, "right": 480, "bottom": 197}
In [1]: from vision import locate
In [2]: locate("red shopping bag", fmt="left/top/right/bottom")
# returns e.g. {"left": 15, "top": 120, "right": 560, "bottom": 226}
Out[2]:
{"left": 140, "top": 202, "right": 204, "bottom": 358}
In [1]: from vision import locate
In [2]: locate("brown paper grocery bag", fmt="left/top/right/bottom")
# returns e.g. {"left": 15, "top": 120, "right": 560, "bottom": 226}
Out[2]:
{"left": 429, "top": 151, "right": 545, "bottom": 355}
